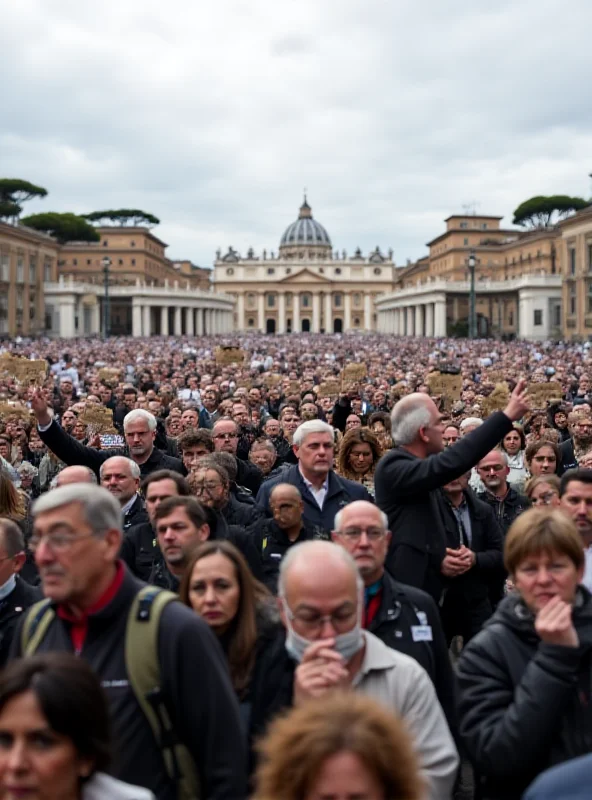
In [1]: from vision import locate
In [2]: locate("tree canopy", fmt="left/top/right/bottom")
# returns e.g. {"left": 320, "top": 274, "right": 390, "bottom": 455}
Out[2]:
{"left": 83, "top": 209, "right": 160, "bottom": 226}
{"left": 0, "top": 179, "right": 48, "bottom": 219}
{"left": 21, "top": 212, "right": 101, "bottom": 244}
{"left": 512, "top": 195, "right": 589, "bottom": 228}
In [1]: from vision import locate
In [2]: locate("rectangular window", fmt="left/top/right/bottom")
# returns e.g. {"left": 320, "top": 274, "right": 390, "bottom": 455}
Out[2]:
{"left": 29, "top": 262, "right": 36, "bottom": 285}
{"left": 570, "top": 287, "right": 577, "bottom": 315}
{"left": 44, "top": 261, "right": 52, "bottom": 282}
{"left": 588, "top": 244, "right": 592, "bottom": 272}
{"left": 554, "top": 305, "right": 561, "bottom": 326}
{"left": 460, "top": 222, "right": 468, "bottom": 229}
{"left": 534, "top": 309, "right": 543, "bottom": 326}
{"left": 16, "top": 289, "right": 24, "bottom": 310}
{"left": 463, "top": 238, "right": 469, "bottom": 246}
{"left": 508, "top": 311, "right": 514, "bottom": 326}
{"left": 334, "top": 294, "right": 342, "bottom": 307}
{"left": 570, "top": 248, "right": 576, "bottom": 275}
{"left": 588, "top": 284, "right": 592, "bottom": 314}
{"left": 267, "top": 294, "right": 275, "bottom": 308}
{"left": 16, "top": 256, "right": 24, "bottom": 283}
{"left": 0, "top": 253, "right": 8, "bottom": 282}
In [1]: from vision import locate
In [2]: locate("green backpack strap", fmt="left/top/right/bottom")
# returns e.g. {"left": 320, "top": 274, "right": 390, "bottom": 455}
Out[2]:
{"left": 21, "top": 599, "right": 55, "bottom": 656}
{"left": 125, "top": 586, "right": 200, "bottom": 800}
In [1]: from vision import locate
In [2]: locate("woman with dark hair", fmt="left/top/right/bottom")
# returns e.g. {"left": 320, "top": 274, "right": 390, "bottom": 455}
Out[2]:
{"left": 336, "top": 428, "right": 383, "bottom": 498}
{"left": 501, "top": 424, "right": 527, "bottom": 492}
{"left": 253, "top": 692, "right": 423, "bottom": 800}
{"left": 525, "top": 439, "right": 560, "bottom": 478}
{"left": 0, "top": 652, "right": 154, "bottom": 799}
{"left": 180, "top": 540, "right": 278, "bottom": 705}
{"left": 368, "top": 411, "right": 393, "bottom": 451}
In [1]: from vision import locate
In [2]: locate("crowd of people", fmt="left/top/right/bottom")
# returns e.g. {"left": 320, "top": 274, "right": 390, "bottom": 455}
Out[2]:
{"left": 0, "top": 332, "right": 592, "bottom": 798}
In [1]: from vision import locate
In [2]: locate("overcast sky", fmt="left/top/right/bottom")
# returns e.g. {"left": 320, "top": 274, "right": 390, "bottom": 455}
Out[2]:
{"left": 2, "top": 0, "right": 591, "bottom": 269}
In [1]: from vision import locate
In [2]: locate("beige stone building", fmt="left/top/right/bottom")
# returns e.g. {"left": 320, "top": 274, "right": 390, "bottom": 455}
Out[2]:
{"left": 376, "top": 214, "right": 563, "bottom": 340}
{"left": 213, "top": 198, "right": 395, "bottom": 333}
{"left": 559, "top": 205, "right": 592, "bottom": 339}
{"left": 0, "top": 221, "right": 59, "bottom": 337}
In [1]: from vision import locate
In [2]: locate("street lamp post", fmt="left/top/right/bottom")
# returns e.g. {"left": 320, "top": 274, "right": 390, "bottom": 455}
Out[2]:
{"left": 101, "top": 256, "right": 111, "bottom": 338}
{"left": 467, "top": 250, "right": 477, "bottom": 339}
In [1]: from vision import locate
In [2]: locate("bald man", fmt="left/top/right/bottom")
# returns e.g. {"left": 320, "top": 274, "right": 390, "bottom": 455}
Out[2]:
{"left": 249, "top": 483, "right": 330, "bottom": 593}
{"left": 256, "top": 540, "right": 458, "bottom": 800}
{"left": 374, "top": 381, "right": 529, "bottom": 602}
{"left": 53, "top": 465, "right": 97, "bottom": 488}
{"left": 100, "top": 456, "right": 148, "bottom": 530}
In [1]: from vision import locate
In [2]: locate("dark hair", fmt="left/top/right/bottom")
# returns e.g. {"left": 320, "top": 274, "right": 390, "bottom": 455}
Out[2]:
{"left": 123, "top": 387, "right": 138, "bottom": 397}
{"left": 337, "top": 427, "right": 382, "bottom": 478}
{"left": 153, "top": 495, "right": 209, "bottom": 529}
{"left": 0, "top": 517, "right": 25, "bottom": 555}
{"left": 560, "top": 468, "right": 592, "bottom": 497}
{"left": 140, "top": 469, "right": 191, "bottom": 496}
{"left": 179, "top": 540, "right": 270, "bottom": 697}
{"left": 368, "top": 411, "right": 391, "bottom": 431}
{"left": 178, "top": 429, "right": 214, "bottom": 454}
{"left": 502, "top": 424, "right": 526, "bottom": 451}
{"left": 525, "top": 439, "right": 560, "bottom": 471}
{"left": 0, "top": 653, "right": 111, "bottom": 775}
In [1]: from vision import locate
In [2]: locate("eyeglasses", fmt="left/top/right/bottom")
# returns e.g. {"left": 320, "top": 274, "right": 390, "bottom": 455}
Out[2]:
{"left": 282, "top": 598, "right": 357, "bottom": 633}
{"left": 337, "top": 527, "right": 386, "bottom": 542}
{"left": 29, "top": 532, "right": 96, "bottom": 553}
{"left": 194, "top": 482, "right": 223, "bottom": 495}
{"left": 533, "top": 492, "right": 558, "bottom": 506}
{"left": 213, "top": 433, "right": 238, "bottom": 441}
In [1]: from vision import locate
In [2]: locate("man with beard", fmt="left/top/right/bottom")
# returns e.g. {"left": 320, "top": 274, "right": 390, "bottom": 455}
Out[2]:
{"left": 212, "top": 418, "right": 263, "bottom": 494}
{"left": 99, "top": 456, "right": 148, "bottom": 530}
{"left": 151, "top": 496, "right": 210, "bottom": 590}
{"left": 559, "top": 469, "right": 592, "bottom": 592}
{"left": 476, "top": 450, "right": 530, "bottom": 536}
{"left": 559, "top": 413, "right": 592, "bottom": 474}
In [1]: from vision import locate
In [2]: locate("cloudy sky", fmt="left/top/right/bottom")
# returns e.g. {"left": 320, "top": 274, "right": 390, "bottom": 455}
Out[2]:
{"left": 2, "top": 0, "right": 591, "bottom": 269}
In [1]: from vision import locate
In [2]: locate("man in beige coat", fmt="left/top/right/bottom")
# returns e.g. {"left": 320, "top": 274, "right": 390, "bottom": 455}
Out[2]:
{"left": 278, "top": 540, "right": 459, "bottom": 800}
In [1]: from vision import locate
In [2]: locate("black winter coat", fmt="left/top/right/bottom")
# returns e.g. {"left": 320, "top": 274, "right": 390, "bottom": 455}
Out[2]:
{"left": 457, "top": 588, "right": 592, "bottom": 800}
{"left": 0, "top": 577, "right": 42, "bottom": 667}
{"left": 374, "top": 411, "right": 513, "bottom": 602}
{"left": 475, "top": 486, "right": 530, "bottom": 536}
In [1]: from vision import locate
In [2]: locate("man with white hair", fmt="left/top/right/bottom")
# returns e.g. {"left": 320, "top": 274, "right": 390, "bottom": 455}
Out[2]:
{"left": 30, "top": 391, "right": 184, "bottom": 479}
{"left": 255, "top": 540, "right": 458, "bottom": 800}
{"left": 374, "top": 381, "right": 529, "bottom": 601}
{"left": 332, "top": 500, "right": 457, "bottom": 733}
{"left": 99, "top": 456, "right": 148, "bottom": 530}
{"left": 256, "top": 420, "right": 372, "bottom": 531}
{"left": 53, "top": 465, "right": 98, "bottom": 488}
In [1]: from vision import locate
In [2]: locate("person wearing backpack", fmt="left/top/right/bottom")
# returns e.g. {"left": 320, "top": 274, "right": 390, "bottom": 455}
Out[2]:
{"left": 10, "top": 483, "right": 247, "bottom": 800}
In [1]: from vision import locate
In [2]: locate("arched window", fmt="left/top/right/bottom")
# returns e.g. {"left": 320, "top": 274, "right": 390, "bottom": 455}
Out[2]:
{"left": 334, "top": 293, "right": 342, "bottom": 307}
{"left": 301, "top": 293, "right": 311, "bottom": 308}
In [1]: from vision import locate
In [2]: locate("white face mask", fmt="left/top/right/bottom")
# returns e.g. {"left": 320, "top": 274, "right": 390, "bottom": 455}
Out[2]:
{"left": 282, "top": 596, "right": 364, "bottom": 664}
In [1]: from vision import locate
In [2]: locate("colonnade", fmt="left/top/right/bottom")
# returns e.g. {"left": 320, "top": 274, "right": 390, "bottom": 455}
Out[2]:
{"left": 236, "top": 290, "right": 373, "bottom": 333}
{"left": 131, "top": 302, "right": 233, "bottom": 337}
{"left": 379, "top": 299, "right": 447, "bottom": 337}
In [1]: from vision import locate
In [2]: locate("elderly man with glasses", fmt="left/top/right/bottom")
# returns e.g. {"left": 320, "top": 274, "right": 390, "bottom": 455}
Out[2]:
{"left": 211, "top": 418, "right": 263, "bottom": 495}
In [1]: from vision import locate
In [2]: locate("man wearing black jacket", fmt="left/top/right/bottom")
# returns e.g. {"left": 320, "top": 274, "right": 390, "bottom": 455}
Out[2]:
{"left": 476, "top": 450, "right": 530, "bottom": 535}
{"left": 31, "top": 391, "right": 184, "bottom": 479}
{"left": 374, "top": 380, "right": 529, "bottom": 602}
{"left": 11, "top": 484, "right": 246, "bottom": 799}
{"left": 331, "top": 500, "right": 457, "bottom": 735}
{"left": 441, "top": 472, "right": 504, "bottom": 643}
{"left": 99, "top": 456, "right": 149, "bottom": 531}
{"left": 151, "top": 496, "right": 210, "bottom": 590}
{"left": 212, "top": 417, "right": 263, "bottom": 494}
{"left": 0, "top": 519, "right": 42, "bottom": 667}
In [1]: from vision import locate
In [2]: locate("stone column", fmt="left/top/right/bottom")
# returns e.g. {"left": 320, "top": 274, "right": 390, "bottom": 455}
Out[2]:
{"left": 161, "top": 306, "right": 169, "bottom": 336}
{"left": 278, "top": 293, "right": 286, "bottom": 334}
{"left": 364, "top": 293, "right": 372, "bottom": 330}
{"left": 90, "top": 302, "right": 100, "bottom": 335}
{"left": 237, "top": 294, "right": 245, "bottom": 330}
{"left": 258, "top": 293, "right": 265, "bottom": 332}
{"left": 415, "top": 305, "right": 423, "bottom": 337}
{"left": 174, "top": 306, "right": 182, "bottom": 336}
{"left": 186, "top": 307, "right": 194, "bottom": 336}
{"left": 406, "top": 306, "right": 414, "bottom": 336}
{"left": 142, "top": 304, "right": 151, "bottom": 337}
{"left": 293, "top": 293, "right": 300, "bottom": 333}
{"left": 132, "top": 301, "right": 142, "bottom": 337}
{"left": 425, "top": 303, "right": 435, "bottom": 337}
{"left": 344, "top": 293, "right": 351, "bottom": 331}
{"left": 59, "top": 297, "right": 76, "bottom": 338}
{"left": 195, "top": 308, "right": 204, "bottom": 335}
{"left": 434, "top": 298, "right": 446, "bottom": 337}
{"left": 312, "top": 292, "right": 321, "bottom": 333}
{"left": 324, "top": 292, "right": 332, "bottom": 333}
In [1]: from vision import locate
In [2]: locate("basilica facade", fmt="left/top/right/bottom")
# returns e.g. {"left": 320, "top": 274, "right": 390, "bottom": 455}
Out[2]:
{"left": 213, "top": 198, "right": 395, "bottom": 333}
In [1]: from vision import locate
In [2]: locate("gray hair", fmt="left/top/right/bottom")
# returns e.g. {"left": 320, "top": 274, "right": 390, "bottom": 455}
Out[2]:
{"left": 123, "top": 409, "right": 157, "bottom": 432}
{"left": 17, "top": 461, "right": 38, "bottom": 478}
{"left": 251, "top": 439, "right": 276, "bottom": 455}
{"left": 460, "top": 417, "right": 483, "bottom": 432}
{"left": 478, "top": 449, "right": 509, "bottom": 468}
{"left": 292, "top": 420, "right": 334, "bottom": 447}
{"left": 0, "top": 518, "right": 25, "bottom": 556}
{"left": 99, "top": 456, "right": 141, "bottom": 480}
{"left": 334, "top": 503, "right": 388, "bottom": 532}
{"left": 390, "top": 403, "right": 432, "bottom": 446}
{"left": 278, "top": 540, "right": 363, "bottom": 597}
{"left": 32, "top": 484, "right": 123, "bottom": 535}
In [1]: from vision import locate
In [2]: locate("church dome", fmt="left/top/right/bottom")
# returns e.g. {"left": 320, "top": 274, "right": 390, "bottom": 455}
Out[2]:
{"left": 279, "top": 197, "right": 332, "bottom": 257}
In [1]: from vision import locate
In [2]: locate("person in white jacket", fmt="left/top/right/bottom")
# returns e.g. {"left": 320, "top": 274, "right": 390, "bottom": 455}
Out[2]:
{"left": 278, "top": 540, "right": 459, "bottom": 800}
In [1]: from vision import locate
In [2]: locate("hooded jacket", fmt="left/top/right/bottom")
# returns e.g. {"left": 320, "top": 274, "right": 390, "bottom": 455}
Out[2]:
{"left": 457, "top": 588, "right": 592, "bottom": 800}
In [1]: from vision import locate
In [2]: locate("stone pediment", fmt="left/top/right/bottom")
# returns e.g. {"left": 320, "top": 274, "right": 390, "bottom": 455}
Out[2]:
{"left": 279, "top": 268, "right": 334, "bottom": 284}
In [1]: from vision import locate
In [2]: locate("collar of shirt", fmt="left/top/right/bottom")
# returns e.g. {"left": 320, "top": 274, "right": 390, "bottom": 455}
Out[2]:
{"left": 121, "top": 494, "right": 138, "bottom": 516}
{"left": 299, "top": 466, "right": 329, "bottom": 509}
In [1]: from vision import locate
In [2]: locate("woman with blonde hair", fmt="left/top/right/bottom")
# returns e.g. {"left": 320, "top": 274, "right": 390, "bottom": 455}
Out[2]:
{"left": 336, "top": 427, "right": 383, "bottom": 497}
{"left": 254, "top": 692, "right": 423, "bottom": 800}
{"left": 458, "top": 509, "right": 592, "bottom": 799}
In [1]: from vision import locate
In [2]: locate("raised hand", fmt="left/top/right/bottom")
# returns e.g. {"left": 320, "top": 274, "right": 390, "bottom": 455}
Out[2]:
{"left": 30, "top": 390, "right": 52, "bottom": 427}
{"left": 535, "top": 595, "right": 579, "bottom": 648}
{"left": 503, "top": 378, "right": 530, "bottom": 422}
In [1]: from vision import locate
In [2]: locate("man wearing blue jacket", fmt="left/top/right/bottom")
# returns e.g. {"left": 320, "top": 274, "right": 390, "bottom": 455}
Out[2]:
{"left": 257, "top": 420, "right": 372, "bottom": 530}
